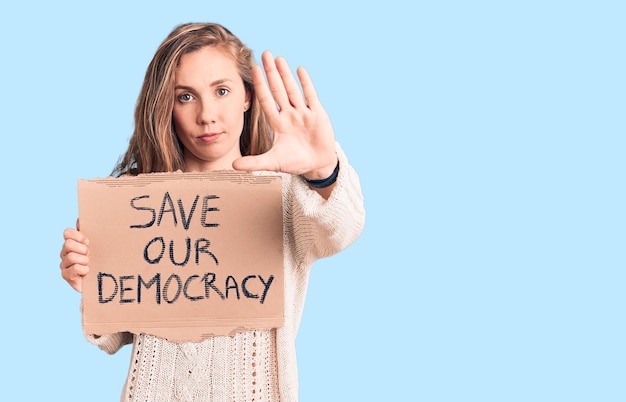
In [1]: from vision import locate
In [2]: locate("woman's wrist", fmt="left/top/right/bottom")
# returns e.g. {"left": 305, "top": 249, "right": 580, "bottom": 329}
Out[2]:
{"left": 302, "top": 159, "right": 340, "bottom": 189}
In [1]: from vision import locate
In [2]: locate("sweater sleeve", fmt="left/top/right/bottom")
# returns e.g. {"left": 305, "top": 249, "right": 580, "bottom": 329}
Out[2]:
{"left": 284, "top": 141, "right": 365, "bottom": 265}
{"left": 84, "top": 332, "right": 134, "bottom": 355}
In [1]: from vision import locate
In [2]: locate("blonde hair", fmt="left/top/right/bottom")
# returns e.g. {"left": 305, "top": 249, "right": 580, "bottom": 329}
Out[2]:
{"left": 113, "top": 23, "right": 272, "bottom": 176}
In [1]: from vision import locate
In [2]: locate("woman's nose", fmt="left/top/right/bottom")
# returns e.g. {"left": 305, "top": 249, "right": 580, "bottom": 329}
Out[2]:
{"left": 197, "top": 98, "right": 216, "bottom": 125}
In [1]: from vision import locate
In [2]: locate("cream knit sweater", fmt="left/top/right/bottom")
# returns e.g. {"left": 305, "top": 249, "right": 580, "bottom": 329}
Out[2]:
{"left": 84, "top": 143, "right": 365, "bottom": 401}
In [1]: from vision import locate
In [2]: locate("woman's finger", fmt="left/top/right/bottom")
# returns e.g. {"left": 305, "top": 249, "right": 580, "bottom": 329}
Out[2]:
{"left": 60, "top": 241, "right": 85, "bottom": 260}
{"left": 60, "top": 245, "right": 90, "bottom": 269}
{"left": 63, "top": 227, "right": 89, "bottom": 245}
{"left": 261, "top": 51, "right": 292, "bottom": 111}
{"left": 275, "top": 56, "right": 306, "bottom": 109}
{"left": 297, "top": 66, "right": 321, "bottom": 110}
{"left": 253, "top": 64, "right": 280, "bottom": 122}
{"left": 61, "top": 264, "right": 87, "bottom": 292}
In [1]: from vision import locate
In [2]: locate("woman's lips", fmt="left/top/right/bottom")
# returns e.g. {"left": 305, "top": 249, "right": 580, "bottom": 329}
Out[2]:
{"left": 198, "top": 132, "right": 221, "bottom": 142}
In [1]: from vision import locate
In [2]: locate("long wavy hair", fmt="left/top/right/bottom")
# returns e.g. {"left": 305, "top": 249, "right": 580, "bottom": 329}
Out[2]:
{"left": 112, "top": 23, "right": 272, "bottom": 176}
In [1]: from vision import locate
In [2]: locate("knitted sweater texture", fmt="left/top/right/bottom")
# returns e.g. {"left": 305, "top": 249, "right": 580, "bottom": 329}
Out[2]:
{"left": 85, "top": 143, "right": 365, "bottom": 401}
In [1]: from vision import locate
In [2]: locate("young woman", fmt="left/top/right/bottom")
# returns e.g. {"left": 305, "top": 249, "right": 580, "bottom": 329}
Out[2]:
{"left": 60, "top": 22, "right": 365, "bottom": 401}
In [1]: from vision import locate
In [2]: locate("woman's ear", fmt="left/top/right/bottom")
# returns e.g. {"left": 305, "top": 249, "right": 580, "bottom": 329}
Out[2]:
{"left": 244, "top": 90, "right": 251, "bottom": 112}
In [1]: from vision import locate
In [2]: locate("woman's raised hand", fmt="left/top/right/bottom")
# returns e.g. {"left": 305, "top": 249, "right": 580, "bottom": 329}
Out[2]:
{"left": 233, "top": 51, "right": 338, "bottom": 180}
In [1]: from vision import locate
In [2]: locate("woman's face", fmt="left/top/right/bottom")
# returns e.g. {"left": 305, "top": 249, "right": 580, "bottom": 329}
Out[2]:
{"left": 173, "top": 46, "right": 250, "bottom": 172}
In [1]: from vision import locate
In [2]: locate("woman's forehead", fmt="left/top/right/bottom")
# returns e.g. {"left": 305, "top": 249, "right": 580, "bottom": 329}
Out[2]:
{"left": 175, "top": 46, "right": 241, "bottom": 85}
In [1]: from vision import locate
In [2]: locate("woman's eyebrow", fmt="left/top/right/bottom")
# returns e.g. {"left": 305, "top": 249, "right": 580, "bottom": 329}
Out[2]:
{"left": 175, "top": 78, "right": 234, "bottom": 90}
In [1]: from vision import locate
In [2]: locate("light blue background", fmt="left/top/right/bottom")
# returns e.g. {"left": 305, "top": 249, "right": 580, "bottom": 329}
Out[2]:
{"left": 0, "top": 1, "right": 623, "bottom": 401}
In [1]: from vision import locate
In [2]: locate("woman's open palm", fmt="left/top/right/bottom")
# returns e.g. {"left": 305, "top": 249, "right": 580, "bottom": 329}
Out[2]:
{"left": 233, "top": 51, "right": 338, "bottom": 179}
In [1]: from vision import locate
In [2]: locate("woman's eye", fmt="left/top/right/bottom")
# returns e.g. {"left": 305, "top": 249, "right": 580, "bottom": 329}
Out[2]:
{"left": 217, "top": 88, "right": 230, "bottom": 97}
{"left": 177, "top": 93, "right": 193, "bottom": 102}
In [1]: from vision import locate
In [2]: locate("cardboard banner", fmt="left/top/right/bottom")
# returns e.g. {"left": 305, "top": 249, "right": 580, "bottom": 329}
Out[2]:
{"left": 77, "top": 171, "right": 284, "bottom": 342}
